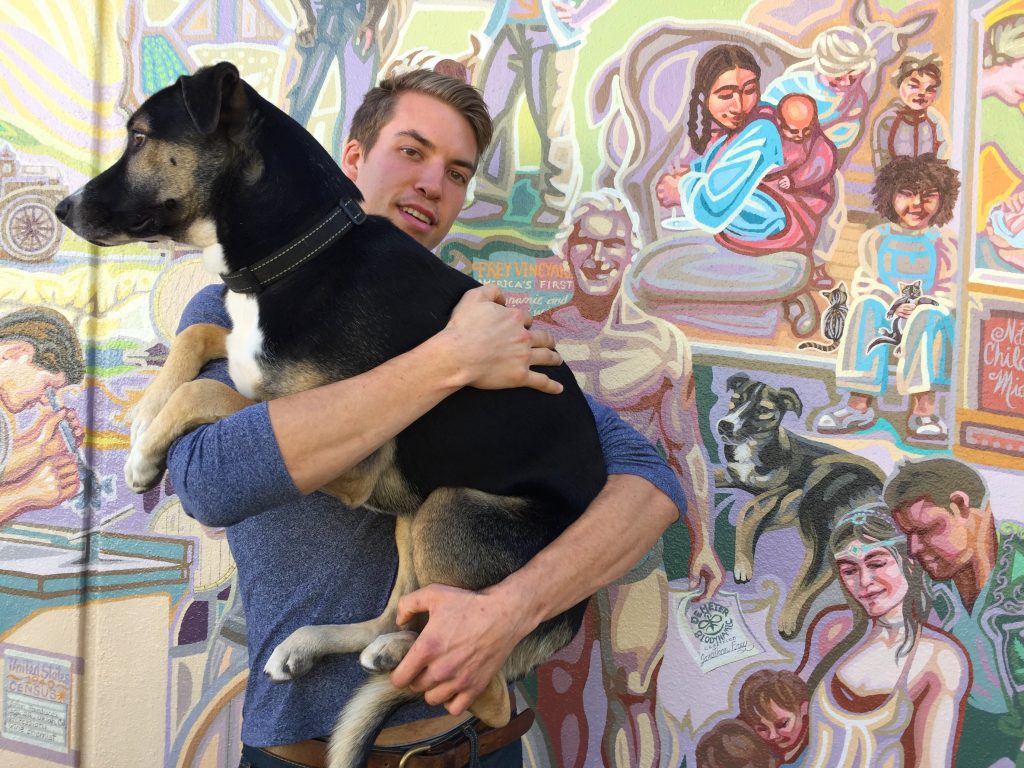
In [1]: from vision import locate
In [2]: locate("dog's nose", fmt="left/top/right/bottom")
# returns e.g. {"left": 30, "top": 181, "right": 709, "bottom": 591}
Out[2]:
{"left": 54, "top": 196, "right": 72, "bottom": 222}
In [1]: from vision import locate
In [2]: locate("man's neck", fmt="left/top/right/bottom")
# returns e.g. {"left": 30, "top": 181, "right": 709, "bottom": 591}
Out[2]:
{"left": 953, "top": 511, "right": 999, "bottom": 613}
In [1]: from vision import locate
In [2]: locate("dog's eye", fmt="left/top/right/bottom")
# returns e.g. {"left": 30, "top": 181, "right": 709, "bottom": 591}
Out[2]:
{"left": 131, "top": 131, "right": 146, "bottom": 148}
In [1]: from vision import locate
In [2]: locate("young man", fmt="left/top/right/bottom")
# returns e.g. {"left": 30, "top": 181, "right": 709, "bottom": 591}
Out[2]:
{"left": 0, "top": 307, "right": 84, "bottom": 524}
{"left": 884, "top": 457, "right": 1024, "bottom": 766}
{"left": 166, "top": 69, "right": 685, "bottom": 767}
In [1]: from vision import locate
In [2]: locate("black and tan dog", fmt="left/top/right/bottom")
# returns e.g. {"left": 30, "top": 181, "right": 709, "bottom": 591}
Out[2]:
{"left": 714, "top": 373, "right": 883, "bottom": 638}
{"left": 56, "top": 62, "right": 606, "bottom": 767}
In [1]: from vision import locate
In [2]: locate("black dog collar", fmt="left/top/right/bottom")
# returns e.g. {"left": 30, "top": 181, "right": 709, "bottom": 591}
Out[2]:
{"left": 221, "top": 197, "right": 366, "bottom": 294}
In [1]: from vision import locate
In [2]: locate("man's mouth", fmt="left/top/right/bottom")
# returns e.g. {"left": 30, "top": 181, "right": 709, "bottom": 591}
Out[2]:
{"left": 399, "top": 206, "right": 435, "bottom": 226}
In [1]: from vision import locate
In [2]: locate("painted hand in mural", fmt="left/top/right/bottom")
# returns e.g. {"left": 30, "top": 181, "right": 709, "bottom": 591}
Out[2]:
{"left": 655, "top": 166, "right": 689, "bottom": 208}
{"left": 291, "top": 0, "right": 316, "bottom": 47}
{"left": 391, "top": 583, "right": 527, "bottom": 717}
{"left": 3, "top": 407, "right": 81, "bottom": 481}
{"left": 0, "top": 451, "right": 79, "bottom": 524}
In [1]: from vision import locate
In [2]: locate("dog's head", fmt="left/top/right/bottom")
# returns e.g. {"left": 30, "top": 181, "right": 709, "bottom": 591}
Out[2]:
{"left": 56, "top": 62, "right": 252, "bottom": 248}
{"left": 717, "top": 373, "right": 802, "bottom": 445}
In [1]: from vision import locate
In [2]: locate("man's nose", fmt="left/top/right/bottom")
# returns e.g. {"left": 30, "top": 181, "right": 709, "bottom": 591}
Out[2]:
{"left": 416, "top": 163, "right": 444, "bottom": 199}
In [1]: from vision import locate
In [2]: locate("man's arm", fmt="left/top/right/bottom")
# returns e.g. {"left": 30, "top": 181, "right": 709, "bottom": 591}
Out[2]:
{"left": 390, "top": 400, "right": 683, "bottom": 716}
{"left": 167, "top": 284, "right": 563, "bottom": 523}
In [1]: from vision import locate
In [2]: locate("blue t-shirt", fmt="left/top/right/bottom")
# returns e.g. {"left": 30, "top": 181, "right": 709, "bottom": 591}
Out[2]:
{"left": 167, "top": 284, "right": 688, "bottom": 746}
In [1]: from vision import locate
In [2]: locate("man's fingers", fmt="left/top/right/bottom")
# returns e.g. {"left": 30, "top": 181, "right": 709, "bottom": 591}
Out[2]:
{"left": 529, "top": 329, "right": 555, "bottom": 350}
{"left": 476, "top": 283, "right": 503, "bottom": 304}
{"left": 529, "top": 347, "right": 562, "bottom": 368}
{"left": 391, "top": 642, "right": 429, "bottom": 689}
{"left": 396, "top": 590, "right": 430, "bottom": 627}
{"left": 525, "top": 371, "right": 563, "bottom": 395}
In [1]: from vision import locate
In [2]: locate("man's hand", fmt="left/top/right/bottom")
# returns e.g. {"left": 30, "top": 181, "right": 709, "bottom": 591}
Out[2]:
{"left": 443, "top": 284, "right": 563, "bottom": 394}
{"left": 689, "top": 543, "right": 725, "bottom": 602}
{"left": 0, "top": 453, "right": 80, "bottom": 525}
{"left": 390, "top": 583, "right": 531, "bottom": 716}
{"left": 6, "top": 408, "right": 81, "bottom": 481}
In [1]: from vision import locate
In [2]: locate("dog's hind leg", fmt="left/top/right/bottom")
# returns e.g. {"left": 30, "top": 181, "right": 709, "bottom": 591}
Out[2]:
{"left": 733, "top": 490, "right": 785, "bottom": 583}
{"left": 125, "top": 377, "right": 253, "bottom": 492}
{"left": 264, "top": 514, "right": 419, "bottom": 681}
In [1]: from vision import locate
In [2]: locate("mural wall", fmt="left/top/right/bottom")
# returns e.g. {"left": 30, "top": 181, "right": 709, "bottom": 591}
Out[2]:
{"left": 1, "top": 0, "right": 1023, "bottom": 766}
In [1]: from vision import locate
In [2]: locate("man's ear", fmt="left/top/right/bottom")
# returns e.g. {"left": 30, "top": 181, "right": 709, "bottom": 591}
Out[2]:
{"left": 340, "top": 139, "right": 363, "bottom": 182}
{"left": 949, "top": 490, "right": 972, "bottom": 517}
{"left": 0, "top": 340, "right": 34, "bottom": 362}
{"left": 180, "top": 61, "right": 243, "bottom": 136}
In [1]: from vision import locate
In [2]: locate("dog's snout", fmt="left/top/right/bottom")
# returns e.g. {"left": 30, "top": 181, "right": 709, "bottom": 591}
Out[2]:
{"left": 54, "top": 196, "right": 72, "bottom": 222}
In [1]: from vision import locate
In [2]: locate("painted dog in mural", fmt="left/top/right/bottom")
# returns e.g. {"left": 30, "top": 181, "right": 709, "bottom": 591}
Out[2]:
{"left": 55, "top": 62, "right": 606, "bottom": 768}
{"left": 714, "top": 373, "right": 884, "bottom": 638}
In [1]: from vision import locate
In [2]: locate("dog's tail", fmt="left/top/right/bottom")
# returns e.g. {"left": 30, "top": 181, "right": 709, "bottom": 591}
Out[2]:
{"left": 327, "top": 674, "right": 417, "bottom": 768}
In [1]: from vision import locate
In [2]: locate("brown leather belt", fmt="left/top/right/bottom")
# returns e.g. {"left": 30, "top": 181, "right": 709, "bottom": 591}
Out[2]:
{"left": 261, "top": 707, "right": 533, "bottom": 768}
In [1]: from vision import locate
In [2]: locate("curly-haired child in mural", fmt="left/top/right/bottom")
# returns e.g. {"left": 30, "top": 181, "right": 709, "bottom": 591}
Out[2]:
{"left": 697, "top": 718, "right": 778, "bottom": 768}
{"left": 815, "top": 154, "right": 959, "bottom": 443}
{"left": 0, "top": 307, "right": 84, "bottom": 523}
{"left": 801, "top": 503, "right": 968, "bottom": 766}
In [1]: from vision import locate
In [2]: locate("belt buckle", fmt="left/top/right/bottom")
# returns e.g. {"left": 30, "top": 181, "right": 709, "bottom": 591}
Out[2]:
{"left": 398, "top": 743, "right": 432, "bottom": 768}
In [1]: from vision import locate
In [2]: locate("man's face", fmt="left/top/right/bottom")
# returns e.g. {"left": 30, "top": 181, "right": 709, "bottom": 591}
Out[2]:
{"left": 891, "top": 497, "right": 974, "bottom": 580}
{"left": 707, "top": 67, "right": 761, "bottom": 133}
{"left": 567, "top": 208, "right": 632, "bottom": 298}
{"left": 752, "top": 701, "right": 808, "bottom": 758}
{"left": 893, "top": 186, "right": 941, "bottom": 229}
{"left": 899, "top": 71, "right": 939, "bottom": 111}
{"left": 341, "top": 92, "right": 478, "bottom": 251}
{"left": 0, "top": 341, "right": 66, "bottom": 413}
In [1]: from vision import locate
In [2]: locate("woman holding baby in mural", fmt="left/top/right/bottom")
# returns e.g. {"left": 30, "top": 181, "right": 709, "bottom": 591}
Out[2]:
{"left": 652, "top": 44, "right": 838, "bottom": 287}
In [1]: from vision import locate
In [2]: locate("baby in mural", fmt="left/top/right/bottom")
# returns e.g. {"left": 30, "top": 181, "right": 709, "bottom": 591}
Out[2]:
{"left": 531, "top": 190, "right": 722, "bottom": 768}
{"left": 0, "top": 307, "right": 84, "bottom": 523}
{"left": 762, "top": 26, "right": 877, "bottom": 155}
{"left": 815, "top": 154, "right": 959, "bottom": 444}
{"left": 738, "top": 670, "right": 811, "bottom": 767}
{"left": 872, "top": 54, "right": 949, "bottom": 171}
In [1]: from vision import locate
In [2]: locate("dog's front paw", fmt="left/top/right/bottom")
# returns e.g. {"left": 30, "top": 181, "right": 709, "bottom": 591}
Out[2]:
{"left": 264, "top": 627, "right": 325, "bottom": 682}
{"left": 124, "top": 433, "right": 165, "bottom": 493}
{"left": 777, "top": 616, "right": 800, "bottom": 640}
{"left": 733, "top": 557, "right": 753, "bottom": 583}
{"left": 360, "top": 631, "right": 418, "bottom": 673}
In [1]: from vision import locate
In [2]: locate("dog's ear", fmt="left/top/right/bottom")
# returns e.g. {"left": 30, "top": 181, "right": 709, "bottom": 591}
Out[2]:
{"left": 777, "top": 387, "right": 803, "bottom": 417}
{"left": 726, "top": 373, "right": 750, "bottom": 392}
{"left": 180, "top": 62, "right": 243, "bottom": 136}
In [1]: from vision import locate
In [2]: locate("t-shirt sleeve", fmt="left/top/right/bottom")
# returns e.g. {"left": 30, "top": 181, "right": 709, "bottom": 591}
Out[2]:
{"left": 585, "top": 393, "right": 687, "bottom": 522}
{"left": 165, "top": 285, "right": 301, "bottom": 526}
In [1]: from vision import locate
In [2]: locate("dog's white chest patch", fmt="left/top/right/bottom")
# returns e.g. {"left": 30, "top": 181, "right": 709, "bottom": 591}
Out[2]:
{"left": 225, "top": 291, "right": 265, "bottom": 399}
{"left": 728, "top": 442, "right": 756, "bottom": 483}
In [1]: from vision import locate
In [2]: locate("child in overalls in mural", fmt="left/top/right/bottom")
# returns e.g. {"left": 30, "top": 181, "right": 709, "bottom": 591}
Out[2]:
{"left": 815, "top": 154, "right": 959, "bottom": 443}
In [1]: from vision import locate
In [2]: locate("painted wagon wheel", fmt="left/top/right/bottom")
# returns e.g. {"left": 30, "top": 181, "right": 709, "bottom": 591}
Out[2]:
{"left": 1, "top": 191, "right": 63, "bottom": 262}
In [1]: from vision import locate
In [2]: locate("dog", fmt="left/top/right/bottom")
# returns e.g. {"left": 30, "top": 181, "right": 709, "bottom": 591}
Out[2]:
{"left": 714, "top": 373, "right": 883, "bottom": 638}
{"left": 55, "top": 62, "right": 607, "bottom": 767}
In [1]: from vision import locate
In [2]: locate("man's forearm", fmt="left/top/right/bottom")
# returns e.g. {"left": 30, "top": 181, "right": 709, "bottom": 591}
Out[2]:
{"left": 487, "top": 474, "right": 677, "bottom": 635}
{"left": 270, "top": 331, "right": 470, "bottom": 494}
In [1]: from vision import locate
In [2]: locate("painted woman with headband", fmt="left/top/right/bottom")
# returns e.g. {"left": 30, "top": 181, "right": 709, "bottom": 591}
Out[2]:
{"left": 799, "top": 502, "right": 968, "bottom": 767}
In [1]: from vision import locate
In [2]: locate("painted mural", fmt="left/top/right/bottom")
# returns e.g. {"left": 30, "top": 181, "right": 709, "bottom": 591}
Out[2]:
{"left": 1, "top": 1, "right": 1023, "bottom": 767}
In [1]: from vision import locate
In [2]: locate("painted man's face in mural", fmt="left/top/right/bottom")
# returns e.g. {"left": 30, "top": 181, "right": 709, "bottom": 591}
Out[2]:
{"left": 835, "top": 544, "right": 909, "bottom": 619}
{"left": 708, "top": 67, "right": 761, "bottom": 132}
{"left": 340, "top": 92, "right": 478, "bottom": 252}
{"left": 751, "top": 700, "right": 809, "bottom": 759}
{"left": 0, "top": 341, "right": 67, "bottom": 413}
{"left": 826, "top": 69, "right": 864, "bottom": 93}
{"left": 890, "top": 497, "right": 975, "bottom": 581}
{"left": 899, "top": 70, "right": 939, "bottom": 112}
{"left": 567, "top": 208, "right": 632, "bottom": 298}
{"left": 893, "top": 186, "right": 941, "bottom": 229}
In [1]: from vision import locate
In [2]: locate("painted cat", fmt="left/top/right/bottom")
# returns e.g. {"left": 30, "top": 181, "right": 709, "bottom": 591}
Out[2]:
{"left": 798, "top": 282, "right": 848, "bottom": 352}
{"left": 866, "top": 280, "right": 939, "bottom": 355}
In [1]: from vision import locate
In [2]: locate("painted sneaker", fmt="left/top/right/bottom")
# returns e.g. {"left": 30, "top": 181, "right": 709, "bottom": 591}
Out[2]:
{"left": 906, "top": 414, "right": 948, "bottom": 442}
{"left": 815, "top": 405, "right": 877, "bottom": 434}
